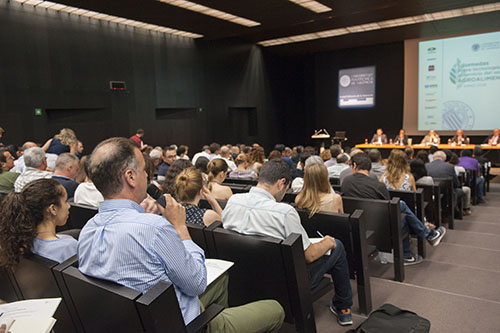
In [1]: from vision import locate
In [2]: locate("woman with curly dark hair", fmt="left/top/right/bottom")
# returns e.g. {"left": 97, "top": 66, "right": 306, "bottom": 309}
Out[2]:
{"left": 0, "top": 178, "right": 76, "bottom": 268}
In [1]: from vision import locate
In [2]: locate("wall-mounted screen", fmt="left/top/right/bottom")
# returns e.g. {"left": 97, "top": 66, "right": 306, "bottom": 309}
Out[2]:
{"left": 338, "top": 66, "right": 376, "bottom": 108}
{"left": 418, "top": 31, "right": 500, "bottom": 131}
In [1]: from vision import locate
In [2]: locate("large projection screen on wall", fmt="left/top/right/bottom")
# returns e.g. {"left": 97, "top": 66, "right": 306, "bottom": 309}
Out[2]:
{"left": 403, "top": 30, "right": 500, "bottom": 135}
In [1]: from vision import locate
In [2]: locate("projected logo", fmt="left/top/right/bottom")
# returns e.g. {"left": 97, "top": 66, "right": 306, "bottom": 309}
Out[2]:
{"left": 339, "top": 75, "right": 351, "bottom": 87}
{"left": 442, "top": 100, "right": 475, "bottom": 130}
{"left": 472, "top": 43, "right": 480, "bottom": 52}
{"left": 450, "top": 58, "right": 464, "bottom": 89}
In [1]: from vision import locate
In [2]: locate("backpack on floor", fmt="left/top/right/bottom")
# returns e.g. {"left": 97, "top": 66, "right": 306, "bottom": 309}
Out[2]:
{"left": 346, "top": 303, "right": 430, "bottom": 333}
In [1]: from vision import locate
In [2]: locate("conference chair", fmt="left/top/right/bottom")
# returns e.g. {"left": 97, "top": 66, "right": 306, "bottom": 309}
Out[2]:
{"left": 58, "top": 262, "right": 224, "bottom": 333}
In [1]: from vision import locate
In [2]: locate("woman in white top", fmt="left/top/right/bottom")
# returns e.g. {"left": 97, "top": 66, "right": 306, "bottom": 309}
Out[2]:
{"left": 229, "top": 153, "right": 258, "bottom": 180}
{"left": 207, "top": 158, "right": 233, "bottom": 200}
{"left": 73, "top": 156, "right": 104, "bottom": 207}
{"left": 295, "top": 163, "right": 343, "bottom": 217}
{"left": 0, "top": 179, "right": 77, "bottom": 266}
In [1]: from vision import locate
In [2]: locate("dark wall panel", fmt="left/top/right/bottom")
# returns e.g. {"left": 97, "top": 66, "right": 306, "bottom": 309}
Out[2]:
{"left": 312, "top": 42, "right": 405, "bottom": 147}
{"left": 0, "top": 2, "right": 282, "bottom": 154}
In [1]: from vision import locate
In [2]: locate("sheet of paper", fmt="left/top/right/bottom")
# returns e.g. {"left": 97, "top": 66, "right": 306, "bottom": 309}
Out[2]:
{"left": 309, "top": 238, "right": 332, "bottom": 256}
{"left": 0, "top": 298, "right": 61, "bottom": 319}
{"left": 205, "top": 259, "right": 234, "bottom": 286}
{"left": 8, "top": 317, "right": 57, "bottom": 333}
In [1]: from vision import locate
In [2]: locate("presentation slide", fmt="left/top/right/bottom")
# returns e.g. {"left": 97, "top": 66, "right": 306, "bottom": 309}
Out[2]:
{"left": 418, "top": 31, "right": 500, "bottom": 131}
{"left": 338, "top": 66, "right": 376, "bottom": 108}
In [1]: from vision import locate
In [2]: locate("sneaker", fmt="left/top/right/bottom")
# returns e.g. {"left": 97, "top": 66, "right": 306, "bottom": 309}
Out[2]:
{"left": 463, "top": 209, "right": 472, "bottom": 216}
{"left": 427, "top": 227, "right": 446, "bottom": 247}
{"left": 330, "top": 303, "right": 353, "bottom": 326}
{"left": 404, "top": 255, "right": 423, "bottom": 266}
{"left": 477, "top": 197, "right": 486, "bottom": 204}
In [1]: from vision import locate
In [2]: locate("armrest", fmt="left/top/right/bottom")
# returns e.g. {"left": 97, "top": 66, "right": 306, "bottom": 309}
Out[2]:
{"left": 186, "top": 303, "right": 225, "bottom": 333}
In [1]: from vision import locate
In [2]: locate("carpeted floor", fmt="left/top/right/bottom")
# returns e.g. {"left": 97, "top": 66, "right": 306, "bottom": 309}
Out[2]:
{"left": 281, "top": 182, "right": 500, "bottom": 332}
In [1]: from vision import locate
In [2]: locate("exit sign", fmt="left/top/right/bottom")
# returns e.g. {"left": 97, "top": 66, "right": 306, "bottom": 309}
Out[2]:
{"left": 34, "top": 108, "right": 43, "bottom": 116}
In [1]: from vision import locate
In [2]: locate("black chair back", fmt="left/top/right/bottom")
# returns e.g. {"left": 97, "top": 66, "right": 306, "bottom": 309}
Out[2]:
{"left": 225, "top": 183, "right": 252, "bottom": 194}
{"left": 223, "top": 177, "right": 258, "bottom": 186}
{"left": 10, "top": 254, "right": 80, "bottom": 332}
{"left": 207, "top": 228, "right": 316, "bottom": 332}
{"left": 61, "top": 266, "right": 150, "bottom": 332}
{"left": 68, "top": 202, "right": 98, "bottom": 229}
{"left": 0, "top": 267, "right": 21, "bottom": 302}
{"left": 342, "top": 196, "right": 405, "bottom": 282}
{"left": 433, "top": 178, "right": 455, "bottom": 229}
{"left": 186, "top": 222, "right": 210, "bottom": 255}
{"left": 296, "top": 210, "right": 353, "bottom": 276}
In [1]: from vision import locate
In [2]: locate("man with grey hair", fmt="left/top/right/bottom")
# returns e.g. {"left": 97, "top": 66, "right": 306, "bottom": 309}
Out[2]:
{"left": 328, "top": 153, "right": 350, "bottom": 178}
{"left": 14, "top": 147, "right": 52, "bottom": 192}
{"left": 78, "top": 137, "right": 284, "bottom": 332}
{"left": 52, "top": 153, "right": 80, "bottom": 199}
{"left": 426, "top": 150, "right": 464, "bottom": 209}
{"left": 291, "top": 155, "right": 324, "bottom": 193}
{"left": 220, "top": 145, "right": 237, "bottom": 172}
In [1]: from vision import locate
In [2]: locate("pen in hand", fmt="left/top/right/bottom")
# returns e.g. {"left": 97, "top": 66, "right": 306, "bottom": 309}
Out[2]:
{"left": 316, "top": 230, "right": 325, "bottom": 238}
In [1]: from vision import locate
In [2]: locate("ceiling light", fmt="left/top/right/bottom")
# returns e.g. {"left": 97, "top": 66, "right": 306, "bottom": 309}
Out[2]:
{"left": 10, "top": 0, "right": 203, "bottom": 38}
{"left": 157, "top": 0, "right": 260, "bottom": 27}
{"left": 259, "top": 1, "right": 500, "bottom": 47}
{"left": 289, "top": 0, "right": 332, "bottom": 13}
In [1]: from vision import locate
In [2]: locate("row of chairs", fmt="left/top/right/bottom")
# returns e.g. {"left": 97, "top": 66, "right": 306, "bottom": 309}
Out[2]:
{"left": 1, "top": 254, "right": 223, "bottom": 332}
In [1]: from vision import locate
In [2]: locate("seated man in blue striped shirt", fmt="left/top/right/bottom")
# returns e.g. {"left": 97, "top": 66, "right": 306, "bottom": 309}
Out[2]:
{"left": 78, "top": 137, "right": 284, "bottom": 332}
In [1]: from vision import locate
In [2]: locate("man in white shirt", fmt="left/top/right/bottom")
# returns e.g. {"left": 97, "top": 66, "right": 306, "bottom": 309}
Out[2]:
{"left": 220, "top": 145, "right": 237, "bottom": 172}
{"left": 14, "top": 147, "right": 52, "bottom": 192}
{"left": 223, "top": 159, "right": 353, "bottom": 326}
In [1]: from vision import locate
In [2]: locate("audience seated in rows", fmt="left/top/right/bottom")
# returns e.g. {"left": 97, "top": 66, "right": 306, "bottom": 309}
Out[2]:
{"left": 296, "top": 163, "right": 343, "bottom": 215}
{"left": 0, "top": 179, "right": 76, "bottom": 265}
{"left": 222, "top": 159, "right": 354, "bottom": 326}
{"left": 176, "top": 167, "right": 222, "bottom": 226}
{"left": 52, "top": 153, "right": 80, "bottom": 199}
{"left": 78, "top": 137, "right": 285, "bottom": 331}
{"left": 207, "top": 158, "right": 233, "bottom": 200}
{"left": 14, "top": 147, "right": 52, "bottom": 192}
{"left": 342, "top": 153, "right": 445, "bottom": 265}
{"left": 0, "top": 148, "right": 19, "bottom": 191}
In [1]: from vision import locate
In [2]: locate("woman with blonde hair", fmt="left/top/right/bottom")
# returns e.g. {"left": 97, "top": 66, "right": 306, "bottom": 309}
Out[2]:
{"left": 295, "top": 163, "right": 343, "bottom": 217}
{"left": 42, "top": 128, "right": 78, "bottom": 155}
{"left": 175, "top": 168, "right": 222, "bottom": 226}
{"left": 229, "top": 153, "right": 258, "bottom": 180}
{"left": 207, "top": 158, "right": 233, "bottom": 200}
{"left": 380, "top": 149, "right": 416, "bottom": 191}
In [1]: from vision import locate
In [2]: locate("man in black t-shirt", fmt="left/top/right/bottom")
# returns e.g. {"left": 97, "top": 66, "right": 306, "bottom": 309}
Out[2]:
{"left": 341, "top": 153, "right": 446, "bottom": 264}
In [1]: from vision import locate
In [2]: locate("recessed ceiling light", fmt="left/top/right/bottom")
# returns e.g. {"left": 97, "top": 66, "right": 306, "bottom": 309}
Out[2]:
{"left": 259, "top": 1, "right": 500, "bottom": 47}
{"left": 157, "top": 0, "right": 261, "bottom": 27}
{"left": 11, "top": 0, "right": 203, "bottom": 38}
{"left": 289, "top": 0, "right": 332, "bottom": 13}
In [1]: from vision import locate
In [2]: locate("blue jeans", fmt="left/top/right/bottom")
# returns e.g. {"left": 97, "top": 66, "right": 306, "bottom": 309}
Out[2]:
{"left": 476, "top": 177, "right": 485, "bottom": 198}
{"left": 308, "top": 239, "right": 353, "bottom": 309}
{"left": 400, "top": 201, "right": 431, "bottom": 258}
